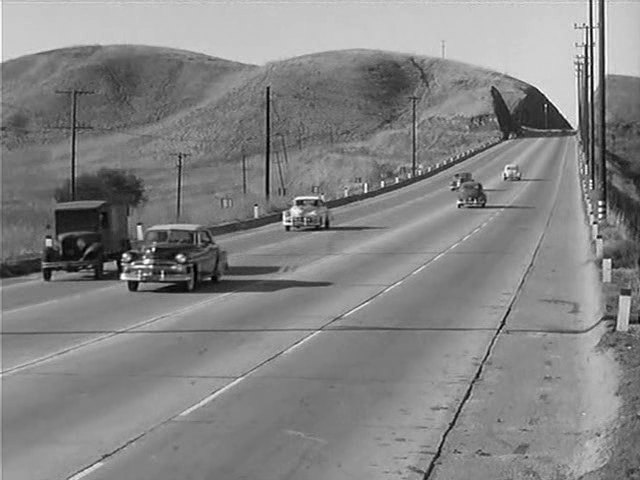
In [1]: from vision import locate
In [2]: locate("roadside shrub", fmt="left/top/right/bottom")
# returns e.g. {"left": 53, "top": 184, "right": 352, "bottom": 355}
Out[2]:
{"left": 54, "top": 167, "right": 147, "bottom": 208}
{"left": 604, "top": 237, "right": 640, "bottom": 269}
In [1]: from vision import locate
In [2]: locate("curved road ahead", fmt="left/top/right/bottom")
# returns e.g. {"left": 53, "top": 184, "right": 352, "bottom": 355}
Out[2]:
{"left": 2, "top": 136, "right": 585, "bottom": 480}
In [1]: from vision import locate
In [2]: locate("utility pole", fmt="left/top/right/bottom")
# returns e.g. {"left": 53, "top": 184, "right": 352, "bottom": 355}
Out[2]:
{"left": 265, "top": 86, "right": 271, "bottom": 201}
{"left": 588, "top": 0, "right": 596, "bottom": 196}
{"left": 171, "top": 153, "right": 190, "bottom": 222}
{"left": 598, "top": 0, "right": 607, "bottom": 215}
{"left": 241, "top": 148, "right": 247, "bottom": 196}
{"left": 55, "top": 89, "right": 95, "bottom": 201}
{"left": 441, "top": 40, "right": 446, "bottom": 59}
{"left": 574, "top": 23, "right": 592, "bottom": 185}
{"left": 409, "top": 96, "right": 418, "bottom": 177}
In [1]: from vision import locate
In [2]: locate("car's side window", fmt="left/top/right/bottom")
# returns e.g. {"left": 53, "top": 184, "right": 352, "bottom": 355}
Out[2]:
{"left": 200, "top": 230, "right": 214, "bottom": 246}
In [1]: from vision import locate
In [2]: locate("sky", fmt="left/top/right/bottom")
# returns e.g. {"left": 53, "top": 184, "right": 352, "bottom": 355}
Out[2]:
{"left": 2, "top": 0, "right": 639, "bottom": 126}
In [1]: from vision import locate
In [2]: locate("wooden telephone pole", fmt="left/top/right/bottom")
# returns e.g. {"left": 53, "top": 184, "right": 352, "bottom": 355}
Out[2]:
{"left": 55, "top": 89, "right": 95, "bottom": 200}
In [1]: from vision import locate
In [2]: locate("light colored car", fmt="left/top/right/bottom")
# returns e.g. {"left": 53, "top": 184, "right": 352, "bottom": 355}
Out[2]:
{"left": 119, "top": 224, "right": 228, "bottom": 292}
{"left": 282, "top": 196, "right": 331, "bottom": 231}
{"left": 502, "top": 164, "right": 521, "bottom": 181}
{"left": 456, "top": 181, "right": 487, "bottom": 208}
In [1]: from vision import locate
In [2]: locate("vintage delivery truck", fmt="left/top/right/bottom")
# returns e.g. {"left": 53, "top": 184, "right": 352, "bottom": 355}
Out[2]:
{"left": 41, "top": 200, "right": 131, "bottom": 281}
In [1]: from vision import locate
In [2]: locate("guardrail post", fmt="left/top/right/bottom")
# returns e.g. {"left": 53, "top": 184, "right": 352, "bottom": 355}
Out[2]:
{"left": 597, "top": 200, "right": 606, "bottom": 223}
{"left": 363, "top": 182, "right": 368, "bottom": 194}
{"left": 602, "top": 258, "right": 612, "bottom": 283}
{"left": 253, "top": 204, "right": 259, "bottom": 219}
{"left": 616, "top": 287, "right": 632, "bottom": 332}
{"left": 136, "top": 222, "right": 144, "bottom": 241}
{"left": 595, "top": 235, "right": 603, "bottom": 258}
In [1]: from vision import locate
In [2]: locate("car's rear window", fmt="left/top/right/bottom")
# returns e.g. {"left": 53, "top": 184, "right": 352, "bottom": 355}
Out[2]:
{"left": 145, "top": 230, "right": 194, "bottom": 244}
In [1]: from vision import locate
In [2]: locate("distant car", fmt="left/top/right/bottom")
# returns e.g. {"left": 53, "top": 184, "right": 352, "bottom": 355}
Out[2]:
{"left": 502, "top": 164, "right": 521, "bottom": 181}
{"left": 119, "top": 224, "right": 228, "bottom": 292}
{"left": 449, "top": 172, "right": 474, "bottom": 190}
{"left": 282, "top": 196, "right": 331, "bottom": 231}
{"left": 457, "top": 181, "right": 487, "bottom": 208}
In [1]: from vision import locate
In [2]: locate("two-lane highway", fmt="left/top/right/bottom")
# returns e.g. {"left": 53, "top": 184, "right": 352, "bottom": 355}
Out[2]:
{"left": 2, "top": 137, "right": 576, "bottom": 480}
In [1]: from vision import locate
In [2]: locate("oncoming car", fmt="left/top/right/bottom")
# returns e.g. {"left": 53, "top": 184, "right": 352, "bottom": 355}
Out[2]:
{"left": 456, "top": 181, "right": 487, "bottom": 208}
{"left": 502, "top": 164, "right": 522, "bottom": 181}
{"left": 119, "top": 224, "right": 228, "bottom": 292}
{"left": 282, "top": 196, "right": 331, "bottom": 231}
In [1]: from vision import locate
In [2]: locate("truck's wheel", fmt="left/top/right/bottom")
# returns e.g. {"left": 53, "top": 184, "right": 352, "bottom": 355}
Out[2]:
{"left": 127, "top": 281, "right": 139, "bottom": 292}
{"left": 325, "top": 217, "right": 330, "bottom": 229}
{"left": 42, "top": 269, "right": 52, "bottom": 281}
{"left": 93, "top": 262, "right": 103, "bottom": 280}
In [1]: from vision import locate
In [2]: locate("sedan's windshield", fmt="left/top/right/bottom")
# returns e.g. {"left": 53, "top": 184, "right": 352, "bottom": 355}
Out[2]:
{"left": 295, "top": 199, "right": 320, "bottom": 207}
{"left": 145, "top": 230, "right": 195, "bottom": 244}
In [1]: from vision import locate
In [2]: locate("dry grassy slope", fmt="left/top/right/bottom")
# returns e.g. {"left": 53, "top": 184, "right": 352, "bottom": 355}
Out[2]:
{"left": 1, "top": 45, "right": 569, "bottom": 258}
{"left": 595, "top": 75, "right": 640, "bottom": 202}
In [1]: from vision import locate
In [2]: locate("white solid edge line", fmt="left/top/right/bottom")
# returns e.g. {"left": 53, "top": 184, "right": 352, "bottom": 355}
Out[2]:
{"left": 67, "top": 462, "right": 104, "bottom": 480}
{"left": 282, "top": 330, "right": 322, "bottom": 357}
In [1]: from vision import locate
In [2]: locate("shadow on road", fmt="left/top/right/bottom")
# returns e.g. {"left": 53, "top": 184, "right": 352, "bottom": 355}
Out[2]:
{"left": 146, "top": 278, "right": 333, "bottom": 294}
{"left": 226, "top": 266, "right": 281, "bottom": 276}
{"left": 327, "top": 226, "right": 387, "bottom": 231}
{"left": 484, "top": 188, "right": 507, "bottom": 192}
{"left": 46, "top": 270, "right": 120, "bottom": 282}
{"left": 520, "top": 178, "right": 549, "bottom": 182}
{"left": 484, "top": 205, "right": 535, "bottom": 209}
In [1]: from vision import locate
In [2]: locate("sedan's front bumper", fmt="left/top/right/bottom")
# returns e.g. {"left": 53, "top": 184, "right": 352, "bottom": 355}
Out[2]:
{"left": 283, "top": 216, "right": 322, "bottom": 227}
{"left": 120, "top": 263, "right": 191, "bottom": 283}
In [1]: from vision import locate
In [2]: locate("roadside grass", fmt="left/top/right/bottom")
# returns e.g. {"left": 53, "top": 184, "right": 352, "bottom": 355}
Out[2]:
{"left": 595, "top": 326, "right": 640, "bottom": 480}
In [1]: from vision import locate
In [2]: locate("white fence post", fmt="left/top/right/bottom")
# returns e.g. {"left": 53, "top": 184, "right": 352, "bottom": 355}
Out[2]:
{"left": 616, "top": 288, "right": 632, "bottom": 332}
{"left": 602, "top": 258, "right": 612, "bottom": 283}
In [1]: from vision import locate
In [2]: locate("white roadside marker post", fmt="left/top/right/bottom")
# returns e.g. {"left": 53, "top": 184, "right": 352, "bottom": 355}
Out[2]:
{"left": 592, "top": 222, "right": 599, "bottom": 240}
{"left": 363, "top": 183, "right": 369, "bottom": 194}
{"left": 253, "top": 204, "right": 259, "bottom": 219}
{"left": 595, "top": 235, "right": 603, "bottom": 258}
{"left": 602, "top": 258, "right": 612, "bottom": 283}
{"left": 616, "top": 288, "right": 632, "bottom": 332}
{"left": 136, "top": 223, "right": 144, "bottom": 241}
{"left": 395, "top": 177, "right": 400, "bottom": 184}
{"left": 343, "top": 186, "right": 349, "bottom": 198}
{"left": 380, "top": 180, "right": 385, "bottom": 189}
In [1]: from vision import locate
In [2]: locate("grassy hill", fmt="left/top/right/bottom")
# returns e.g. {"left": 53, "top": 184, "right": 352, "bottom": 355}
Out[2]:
{"left": 1, "top": 45, "right": 569, "bottom": 259}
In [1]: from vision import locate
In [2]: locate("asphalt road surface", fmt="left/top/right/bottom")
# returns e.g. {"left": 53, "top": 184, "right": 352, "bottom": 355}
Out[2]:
{"left": 2, "top": 136, "right": 580, "bottom": 480}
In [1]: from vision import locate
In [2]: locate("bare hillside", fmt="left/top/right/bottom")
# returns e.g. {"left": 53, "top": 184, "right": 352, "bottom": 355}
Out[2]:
{"left": 1, "top": 45, "right": 570, "bottom": 258}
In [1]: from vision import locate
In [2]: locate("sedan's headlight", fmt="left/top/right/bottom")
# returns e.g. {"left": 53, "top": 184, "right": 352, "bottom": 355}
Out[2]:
{"left": 175, "top": 253, "right": 187, "bottom": 264}
{"left": 121, "top": 252, "right": 133, "bottom": 263}
{"left": 307, "top": 210, "right": 318, "bottom": 216}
